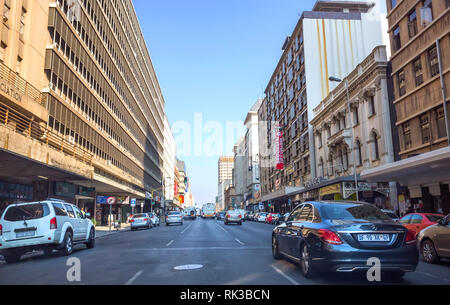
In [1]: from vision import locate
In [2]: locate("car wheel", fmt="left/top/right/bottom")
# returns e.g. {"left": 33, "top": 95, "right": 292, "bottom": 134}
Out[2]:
{"left": 272, "top": 236, "right": 282, "bottom": 260}
{"left": 300, "top": 243, "right": 317, "bottom": 278}
{"left": 86, "top": 228, "right": 95, "bottom": 249}
{"left": 61, "top": 231, "right": 73, "bottom": 256}
{"left": 422, "top": 240, "right": 440, "bottom": 264}
{"left": 3, "top": 250, "right": 22, "bottom": 263}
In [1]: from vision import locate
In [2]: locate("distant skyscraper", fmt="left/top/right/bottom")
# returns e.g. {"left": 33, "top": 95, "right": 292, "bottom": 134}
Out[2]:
{"left": 218, "top": 156, "right": 234, "bottom": 185}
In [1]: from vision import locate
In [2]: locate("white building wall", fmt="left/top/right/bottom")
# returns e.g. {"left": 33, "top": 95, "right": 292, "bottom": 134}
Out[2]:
{"left": 163, "top": 116, "right": 176, "bottom": 201}
{"left": 302, "top": 9, "right": 390, "bottom": 178}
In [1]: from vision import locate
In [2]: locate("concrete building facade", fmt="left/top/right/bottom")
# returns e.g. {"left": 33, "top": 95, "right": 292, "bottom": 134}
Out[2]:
{"left": 258, "top": 0, "right": 390, "bottom": 213}
{"left": 0, "top": 0, "right": 173, "bottom": 224}
{"left": 362, "top": 0, "right": 450, "bottom": 215}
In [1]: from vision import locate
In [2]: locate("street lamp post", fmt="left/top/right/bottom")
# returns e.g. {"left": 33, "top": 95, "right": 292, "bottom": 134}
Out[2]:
{"left": 329, "top": 76, "right": 359, "bottom": 201}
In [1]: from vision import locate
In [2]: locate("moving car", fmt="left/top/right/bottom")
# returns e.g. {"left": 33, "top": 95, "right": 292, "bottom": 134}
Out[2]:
{"left": 202, "top": 203, "right": 216, "bottom": 219}
{"left": 237, "top": 209, "right": 246, "bottom": 222}
{"left": 148, "top": 213, "right": 160, "bottom": 226}
{"left": 0, "top": 199, "right": 95, "bottom": 263}
{"left": 216, "top": 211, "right": 226, "bottom": 220}
{"left": 417, "top": 214, "right": 450, "bottom": 264}
{"left": 130, "top": 213, "right": 152, "bottom": 231}
{"left": 184, "top": 207, "right": 197, "bottom": 220}
{"left": 224, "top": 210, "right": 243, "bottom": 225}
{"left": 166, "top": 211, "right": 183, "bottom": 226}
{"left": 399, "top": 213, "right": 445, "bottom": 238}
{"left": 276, "top": 213, "right": 291, "bottom": 225}
{"left": 256, "top": 212, "right": 268, "bottom": 223}
{"left": 272, "top": 201, "right": 419, "bottom": 279}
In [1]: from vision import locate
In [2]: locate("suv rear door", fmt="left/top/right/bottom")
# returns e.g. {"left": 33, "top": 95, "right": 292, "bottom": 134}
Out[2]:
{"left": 1, "top": 202, "right": 51, "bottom": 242}
{"left": 73, "top": 206, "right": 88, "bottom": 239}
{"left": 63, "top": 204, "right": 81, "bottom": 240}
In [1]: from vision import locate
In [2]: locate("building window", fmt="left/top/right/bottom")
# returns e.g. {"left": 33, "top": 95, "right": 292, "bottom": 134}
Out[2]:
{"left": 402, "top": 122, "right": 412, "bottom": 150}
{"left": 408, "top": 10, "right": 418, "bottom": 38}
{"left": 436, "top": 107, "right": 447, "bottom": 139}
{"left": 370, "top": 132, "right": 380, "bottom": 161}
{"left": 20, "top": 7, "right": 26, "bottom": 36}
{"left": 397, "top": 70, "right": 406, "bottom": 97}
{"left": 393, "top": 26, "right": 401, "bottom": 52}
{"left": 422, "top": 0, "right": 433, "bottom": 23}
{"left": 317, "top": 132, "right": 322, "bottom": 148}
{"left": 319, "top": 158, "right": 324, "bottom": 177}
{"left": 355, "top": 140, "right": 362, "bottom": 166}
{"left": 368, "top": 95, "right": 376, "bottom": 116}
{"left": 16, "top": 56, "right": 22, "bottom": 73}
{"left": 391, "top": 0, "right": 397, "bottom": 10}
{"left": 420, "top": 114, "right": 431, "bottom": 144}
{"left": 428, "top": 47, "right": 439, "bottom": 77}
{"left": 352, "top": 107, "right": 359, "bottom": 126}
{"left": 0, "top": 42, "right": 6, "bottom": 62}
{"left": 343, "top": 148, "right": 349, "bottom": 171}
{"left": 3, "top": 1, "right": 10, "bottom": 23}
{"left": 413, "top": 57, "right": 423, "bottom": 86}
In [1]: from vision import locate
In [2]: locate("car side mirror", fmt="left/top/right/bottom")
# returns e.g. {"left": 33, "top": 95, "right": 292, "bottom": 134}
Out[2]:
{"left": 85, "top": 213, "right": 91, "bottom": 219}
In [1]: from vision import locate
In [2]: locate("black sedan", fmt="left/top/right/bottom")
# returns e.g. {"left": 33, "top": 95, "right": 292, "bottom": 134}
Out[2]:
{"left": 272, "top": 201, "right": 419, "bottom": 279}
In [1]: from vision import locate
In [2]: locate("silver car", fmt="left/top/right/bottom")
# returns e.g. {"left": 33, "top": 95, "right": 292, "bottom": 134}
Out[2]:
{"left": 130, "top": 213, "right": 152, "bottom": 231}
{"left": 166, "top": 211, "right": 183, "bottom": 226}
{"left": 417, "top": 214, "right": 450, "bottom": 264}
{"left": 148, "top": 213, "right": 160, "bottom": 226}
{"left": 224, "top": 210, "right": 242, "bottom": 225}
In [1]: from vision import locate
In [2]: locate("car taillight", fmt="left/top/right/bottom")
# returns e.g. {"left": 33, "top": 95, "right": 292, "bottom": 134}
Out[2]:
{"left": 238, "top": 215, "right": 242, "bottom": 218}
{"left": 226, "top": 215, "right": 230, "bottom": 218}
{"left": 130, "top": 219, "right": 134, "bottom": 223}
{"left": 143, "top": 218, "right": 148, "bottom": 221}
{"left": 405, "top": 230, "right": 416, "bottom": 245}
{"left": 50, "top": 217, "right": 57, "bottom": 230}
{"left": 318, "top": 229, "right": 343, "bottom": 245}
{"left": 0, "top": 224, "right": 2, "bottom": 236}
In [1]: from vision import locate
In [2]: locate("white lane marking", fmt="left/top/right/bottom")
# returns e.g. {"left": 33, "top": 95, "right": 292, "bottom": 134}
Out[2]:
{"left": 180, "top": 223, "right": 192, "bottom": 234}
{"left": 166, "top": 240, "right": 174, "bottom": 247}
{"left": 215, "top": 222, "right": 229, "bottom": 234}
{"left": 235, "top": 238, "right": 245, "bottom": 246}
{"left": 125, "top": 270, "right": 143, "bottom": 285}
{"left": 270, "top": 265, "right": 300, "bottom": 285}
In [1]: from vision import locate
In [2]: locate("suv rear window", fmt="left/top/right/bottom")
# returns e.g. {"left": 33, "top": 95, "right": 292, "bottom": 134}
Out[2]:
{"left": 169, "top": 212, "right": 180, "bottom": 216}
{"left": 4, "top": 203, "right": 50, "bottom": 221}
{"left": 133, "top": 214, "right": 146, "bottom": 218}
{"left": 52, "top": 202, "right": 68, "bottom": 216}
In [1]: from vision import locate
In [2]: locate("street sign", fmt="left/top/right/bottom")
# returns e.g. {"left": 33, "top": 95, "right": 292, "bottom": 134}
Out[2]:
{"left": 107, "top": 197, "right": 115, "bottom": 205}
{"left": 130, "top": 198, "right": 136, "bottom": 207}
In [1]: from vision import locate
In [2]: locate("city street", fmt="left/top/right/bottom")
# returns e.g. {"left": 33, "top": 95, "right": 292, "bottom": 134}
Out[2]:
{"left": 1, "top": 218, "right": 449, "bottom": 285}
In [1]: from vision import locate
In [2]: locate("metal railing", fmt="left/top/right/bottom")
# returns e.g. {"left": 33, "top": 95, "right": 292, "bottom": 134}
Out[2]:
{"left": 0, "top": 61, "right": 44, "bottom": 106}
{"left": 0, "top": 101, "right": 93, "bottom": 165}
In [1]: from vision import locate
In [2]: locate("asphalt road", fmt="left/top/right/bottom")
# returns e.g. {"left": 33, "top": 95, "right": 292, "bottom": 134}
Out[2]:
{"left": 1, "top": 218, "right": 449, "bottom": 285}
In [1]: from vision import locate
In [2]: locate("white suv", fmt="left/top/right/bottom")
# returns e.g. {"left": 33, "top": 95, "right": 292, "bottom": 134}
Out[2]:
{"left": 0, "top": 199, "right": 95, "bottom": 263}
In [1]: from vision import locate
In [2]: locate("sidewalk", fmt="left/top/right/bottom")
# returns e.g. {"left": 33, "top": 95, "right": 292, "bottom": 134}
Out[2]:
{"left": 95, "top": 223, "right": 131, "bottom": 239}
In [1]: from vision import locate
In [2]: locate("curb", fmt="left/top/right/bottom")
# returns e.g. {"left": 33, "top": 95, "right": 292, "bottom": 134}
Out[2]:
{"left": 95, "top": 227, "right": 130, "bottom": 239}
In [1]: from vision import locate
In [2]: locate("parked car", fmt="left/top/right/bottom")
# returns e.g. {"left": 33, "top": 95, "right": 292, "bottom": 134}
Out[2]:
{"left": 148, "top": 213, "right": 160, "bottom": 227}
{"left": 166, "top": 211, "right": 183, "bottom": 226}
{"left": 417, "top": 214, "right": 450, "bottom": 264}
{"left": 237, "top": 209, "right": 246, "bottom": 222}
{"left": 272, "top": 201, "right": 419, "bottom": 279}
{"left": 399, "top": 213, "right": 445, "bottom": 238}
{"left": 130, "top": 213, "right": 152, "bottom": 231}
{"left": 256, "top": 212, "right": 268, "bottom": 223}
{"left": 224, "top": 210, "right": 243, "bottom": 225}
{"left": 216, "top": 211, "right": 226, "bottom": 220}
{"left": 0, "top": 199, "right": 95, "bottom": 263}
{"left": 382, "top": 210, "right": 399, "bottom": 222}
{"left": 246, "top": 212, "right": 255, "bottom": 221}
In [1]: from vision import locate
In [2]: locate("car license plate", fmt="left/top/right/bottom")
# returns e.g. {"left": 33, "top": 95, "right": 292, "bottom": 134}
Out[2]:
{"left": 358, "top": 234, "right": 390, "bottom": 242}
{"left": 16, "top": 231, "right": 36, "bottom": 238}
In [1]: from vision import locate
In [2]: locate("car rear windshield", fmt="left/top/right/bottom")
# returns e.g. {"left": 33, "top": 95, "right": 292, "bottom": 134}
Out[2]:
{"left": 133, "top": 214, "right": 146, "bottom": 218}
{"left": 320, "top": 204, "right": 391, "bottom": 221}
{"left": 426, "top": 215, "right": 444, "bottom": 222}
{"left": 169, "top": 212, "right": 180, "bottom": 216}
{"left": 4, "top": 203, "right": 50, "bottom": 221}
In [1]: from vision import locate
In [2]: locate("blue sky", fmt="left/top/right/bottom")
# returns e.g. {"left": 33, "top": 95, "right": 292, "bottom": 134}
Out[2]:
{"left": 133, "top": 0, "right": 386, "bottom": 205}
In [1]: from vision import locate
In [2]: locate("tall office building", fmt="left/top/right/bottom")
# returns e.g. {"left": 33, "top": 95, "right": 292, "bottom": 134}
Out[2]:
{"left": 0, "top": 0, "right": 171, "bottom": 224}
{"left": 218, "top": 156, "right": 233, "bottom": 185}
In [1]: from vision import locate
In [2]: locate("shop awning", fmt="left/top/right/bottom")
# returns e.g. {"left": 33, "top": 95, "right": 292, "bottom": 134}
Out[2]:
{"left": 361, "top": 147, "right": 450, "bottom": 186}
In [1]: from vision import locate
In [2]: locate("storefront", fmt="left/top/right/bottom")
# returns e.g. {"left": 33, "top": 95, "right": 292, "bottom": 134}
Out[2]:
{"left": 96, "top": 195, "right": 131, "bottom": 226}
{"left": 0, "top": 181, "right": 33, "bottom": 214}
{"left": 362, "top": 147, "right": 450, "bottom": 215}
